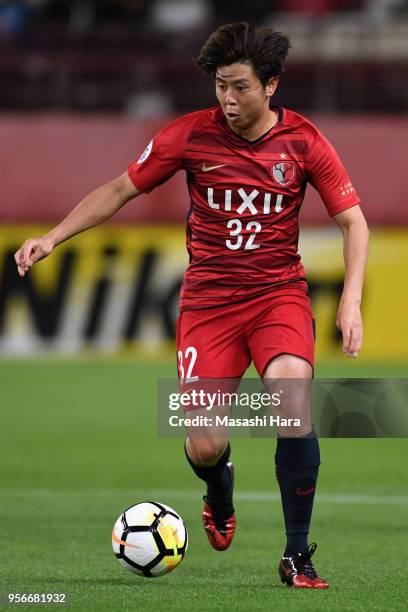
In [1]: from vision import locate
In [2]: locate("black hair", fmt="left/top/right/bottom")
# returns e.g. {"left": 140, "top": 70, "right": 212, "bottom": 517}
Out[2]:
{"left": 196, "top": 22, "right": 291, "bottom": 86}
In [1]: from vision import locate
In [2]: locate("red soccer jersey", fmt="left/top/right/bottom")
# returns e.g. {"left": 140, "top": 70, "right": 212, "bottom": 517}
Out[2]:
{"left": 127, "top": 106, "right": 360, "bottom": 311}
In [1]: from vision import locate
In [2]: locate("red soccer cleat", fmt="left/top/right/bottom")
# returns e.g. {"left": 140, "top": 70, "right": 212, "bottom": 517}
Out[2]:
{"left": 202, "top": 496, "right": 236, "bottom": 551}
{"left": 278, "top": 543, "right": 329, "bottom": 589}
{"left": 201, "top": 462, "right": 236, "bottom": 551}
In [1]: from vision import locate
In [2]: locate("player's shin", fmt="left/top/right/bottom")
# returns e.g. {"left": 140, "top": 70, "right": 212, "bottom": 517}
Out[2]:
{"left": 185, "top": 438, "right": 236, "bottom": 550}
{"left": 184, "top": 439, "right": 234, "bottom": 520}
{"left": 275, "top": 431, "right": 320, "bottom": 555}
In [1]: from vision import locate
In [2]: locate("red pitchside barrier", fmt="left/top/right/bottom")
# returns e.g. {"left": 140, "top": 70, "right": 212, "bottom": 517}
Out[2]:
{"left": 0, "top": 113, "right": 406, "bottom": 225}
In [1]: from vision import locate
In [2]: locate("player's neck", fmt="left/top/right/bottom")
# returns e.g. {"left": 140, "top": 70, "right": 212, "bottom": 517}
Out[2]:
{"left": 229, "top": 108, "right": 278, "bottom": 142}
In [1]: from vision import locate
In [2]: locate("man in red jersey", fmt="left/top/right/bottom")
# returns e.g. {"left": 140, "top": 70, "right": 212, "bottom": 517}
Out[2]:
{"left": 14, "top": 22, "right": 369, "bottom": 589}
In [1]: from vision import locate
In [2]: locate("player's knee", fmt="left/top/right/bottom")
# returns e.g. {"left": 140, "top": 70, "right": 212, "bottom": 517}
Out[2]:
{"left": 188, "top": 437, "right": 225, "bottom": 466}
{"left": 263, "top": 354, "right": 313, "bottom": 380}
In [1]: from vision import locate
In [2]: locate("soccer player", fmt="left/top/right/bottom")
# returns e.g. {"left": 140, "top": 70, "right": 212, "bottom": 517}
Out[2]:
{"left": 14, "top": 22, "right": 369, "bottom": 589}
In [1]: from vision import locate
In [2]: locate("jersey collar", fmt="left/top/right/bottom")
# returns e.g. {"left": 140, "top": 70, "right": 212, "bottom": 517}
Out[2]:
{"left": 218, "top": 105, "right": 284, "bottom": 145}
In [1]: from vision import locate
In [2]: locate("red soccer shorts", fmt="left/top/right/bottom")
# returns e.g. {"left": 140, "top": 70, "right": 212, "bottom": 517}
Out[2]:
{"left": 176, "top": 281, "right": 315, "bottom": 380}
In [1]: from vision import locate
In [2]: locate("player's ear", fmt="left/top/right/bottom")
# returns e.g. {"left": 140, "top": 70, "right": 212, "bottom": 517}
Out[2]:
{"left": 265, "top": 77, "right": 278, "bottom": 97}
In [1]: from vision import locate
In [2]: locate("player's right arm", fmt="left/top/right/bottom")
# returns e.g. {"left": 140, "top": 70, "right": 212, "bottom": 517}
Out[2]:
{"left": 14, "top": 172, "right": 139, "bottom": 277}
{"left": 15, "top": 111, "right": 194, "bottom": 277}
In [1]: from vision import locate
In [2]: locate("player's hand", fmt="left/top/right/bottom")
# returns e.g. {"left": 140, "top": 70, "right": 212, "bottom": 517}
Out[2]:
{"left": 336, "top": 298, "right": 363, "bottom": 358}
{"left": 14, "top": 237, "right": 54, "bottom": 277}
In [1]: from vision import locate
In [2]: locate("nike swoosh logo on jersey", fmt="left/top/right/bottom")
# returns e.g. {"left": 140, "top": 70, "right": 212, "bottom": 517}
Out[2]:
{"left": 201, "top": 163, "right": 227, "bottom": 172}
{"left": 295, "top": 487, "right": 316, "bottom": 496}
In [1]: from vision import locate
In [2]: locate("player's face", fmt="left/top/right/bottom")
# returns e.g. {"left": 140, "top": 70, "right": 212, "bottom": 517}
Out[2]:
{"left": 215, "top": 63, "right": 277, "bottom": 133}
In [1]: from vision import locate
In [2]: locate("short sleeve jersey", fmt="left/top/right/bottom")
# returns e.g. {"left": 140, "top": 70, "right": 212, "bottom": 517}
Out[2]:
{"left": 127, "top": 106, "right": 360, "bottom": 311}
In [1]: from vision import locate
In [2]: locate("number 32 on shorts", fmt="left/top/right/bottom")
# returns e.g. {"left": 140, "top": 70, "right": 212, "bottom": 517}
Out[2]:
{"left": 177, "top": 346, "right": 198, "bottom": 382}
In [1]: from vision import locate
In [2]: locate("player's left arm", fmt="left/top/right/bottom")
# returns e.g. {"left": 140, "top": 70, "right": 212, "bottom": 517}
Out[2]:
{"left": 333, "top": 205, "right": 369, "bottom": 358}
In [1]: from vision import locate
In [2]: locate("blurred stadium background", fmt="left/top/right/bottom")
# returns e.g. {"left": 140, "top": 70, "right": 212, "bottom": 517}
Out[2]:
{"left": 0, "top": 0, "right": 407, "bottom": 364}
{"left": 1, "top": 2, "right": 407, "bottom": 610}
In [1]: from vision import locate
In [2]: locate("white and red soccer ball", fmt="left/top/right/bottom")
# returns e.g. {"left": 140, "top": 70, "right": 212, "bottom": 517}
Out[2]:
{"left": 112, "top": 501, "right": 188, "bottom": 577}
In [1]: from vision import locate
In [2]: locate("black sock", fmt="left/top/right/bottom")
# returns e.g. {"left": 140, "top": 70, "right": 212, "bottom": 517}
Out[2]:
{"left": 184, "top": 442, "right": 234, "bottom": 518}
{"left": 275, "top": 432, "right": 320, "bottom": 555}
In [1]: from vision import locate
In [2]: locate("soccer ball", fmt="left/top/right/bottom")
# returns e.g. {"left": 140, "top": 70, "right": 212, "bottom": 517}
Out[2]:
{"left": 112, "top": 501, "right": 188, "bottom": 577}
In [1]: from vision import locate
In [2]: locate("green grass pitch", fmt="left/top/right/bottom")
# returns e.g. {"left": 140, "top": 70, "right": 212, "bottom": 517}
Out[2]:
{"left": 1, "top": 359, "right": 407, "bottom": 611}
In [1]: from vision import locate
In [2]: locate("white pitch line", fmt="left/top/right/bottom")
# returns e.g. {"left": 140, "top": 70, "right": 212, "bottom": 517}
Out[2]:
{"left": 0, "top": 488, "right": 407, "bottom": 505}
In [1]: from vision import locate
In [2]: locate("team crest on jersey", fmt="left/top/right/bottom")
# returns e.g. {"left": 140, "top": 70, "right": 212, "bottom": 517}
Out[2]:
{"left": 272, "top": 162, "right": 296, "bottom": 186}
{"left": 137, "top": 139, "right": 153, "bottom": 164}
